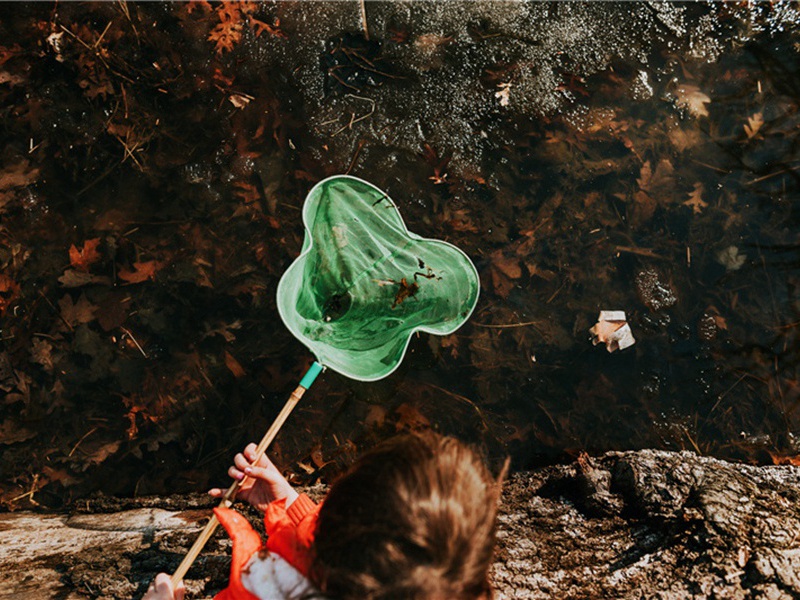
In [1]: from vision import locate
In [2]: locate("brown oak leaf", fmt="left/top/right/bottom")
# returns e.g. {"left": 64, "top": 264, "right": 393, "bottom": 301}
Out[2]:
{"left": 683, "top": 182, "right": 708, "bottom": 215}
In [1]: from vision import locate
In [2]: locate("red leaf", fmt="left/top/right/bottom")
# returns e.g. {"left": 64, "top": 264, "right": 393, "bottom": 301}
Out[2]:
{"left": 69, "top": 238, "right": 102, "bottom": 272}
{"left": 0, "top": 273, "right": 21, "bottom": 316}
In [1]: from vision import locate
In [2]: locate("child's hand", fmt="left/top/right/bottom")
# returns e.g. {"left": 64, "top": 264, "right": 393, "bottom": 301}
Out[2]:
{"left": 143, "top": 573, "right": 184, "bottom": 600}
{"left": 209, "top": 442, "right": 298, "bottom": 513}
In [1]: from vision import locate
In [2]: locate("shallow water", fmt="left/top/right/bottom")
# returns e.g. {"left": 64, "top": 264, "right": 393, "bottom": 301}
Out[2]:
{"left": 0, "top": 2, "right": 798, "bottom": 506}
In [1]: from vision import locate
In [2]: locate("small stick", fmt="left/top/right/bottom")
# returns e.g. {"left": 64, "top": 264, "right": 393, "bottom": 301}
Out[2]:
{"left": 359, "top": 0, "right": 369, "bottom": 40}
{"left": 171, "top": 362, "right": 324, "bottom": 587}
{"left": 615, "top": 245, "right": 667, "bottom": 260}
{"left": 473, "top": 320, "right": 541, "bottom": 330}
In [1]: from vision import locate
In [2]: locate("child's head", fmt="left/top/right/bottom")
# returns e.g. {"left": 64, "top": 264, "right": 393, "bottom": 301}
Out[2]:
{"left": 311, "top": 431, "right": 504, "bottom": 600}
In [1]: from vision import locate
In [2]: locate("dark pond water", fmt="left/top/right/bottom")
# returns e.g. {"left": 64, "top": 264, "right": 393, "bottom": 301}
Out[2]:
{"left": 0, "top": 2, "right": 799, "bottom": 508}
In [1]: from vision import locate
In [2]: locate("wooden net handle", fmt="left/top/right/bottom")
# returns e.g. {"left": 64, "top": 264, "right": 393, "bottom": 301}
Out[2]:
{"left": 170, "top": 383, "right": 308, "bottom": 587}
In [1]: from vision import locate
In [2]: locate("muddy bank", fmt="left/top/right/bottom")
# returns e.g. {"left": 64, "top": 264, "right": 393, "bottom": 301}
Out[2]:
{"left": 2, "top": 450, "right": 799, "bottom": 599}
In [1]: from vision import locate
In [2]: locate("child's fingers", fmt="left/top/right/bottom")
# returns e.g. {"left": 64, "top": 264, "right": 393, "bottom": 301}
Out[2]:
{"left": 233, "top": 452, "right": 252, "bottom": 472}
{"left": 151, "top": 573, "right": 175, "bottom": 599}
{"left": 243, "top": 464, "right": 272, "bottom": 482}
{"left": 243, "top": 443, "right": 272, "bottom": 468}
{"left": 228, "top": 465, "right": 245, "bottom": 480}
{"left": 208, "top": 488, "right": 223, "bottom": 497}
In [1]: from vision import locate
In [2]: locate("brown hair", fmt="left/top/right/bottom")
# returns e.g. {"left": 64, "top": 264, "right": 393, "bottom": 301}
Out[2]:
{"left": 310, "top": 431, "right": 504, "bottom": 600}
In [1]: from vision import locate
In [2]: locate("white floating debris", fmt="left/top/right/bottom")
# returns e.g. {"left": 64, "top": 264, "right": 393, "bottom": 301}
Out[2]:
{"left": 589, "top": 310, "right": 636, "bottom": 353}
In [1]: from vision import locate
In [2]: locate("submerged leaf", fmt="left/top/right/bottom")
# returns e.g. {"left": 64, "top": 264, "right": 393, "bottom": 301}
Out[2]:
{"left": 674, "top": 83, "right": 711, "bottom": 118}
{"left": 683, "top": 182, "right": 708, "bottom": 214}
{"left": 744, "top": 112, "right": 764, "bottom": 139}
{"left": 118, "top": 261, "right": 161, "bottom": 284}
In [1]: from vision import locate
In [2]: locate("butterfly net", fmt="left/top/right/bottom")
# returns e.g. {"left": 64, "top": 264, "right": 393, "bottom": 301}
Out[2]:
{"left": 276, "top": 176, "right": 479, "bottom": 381}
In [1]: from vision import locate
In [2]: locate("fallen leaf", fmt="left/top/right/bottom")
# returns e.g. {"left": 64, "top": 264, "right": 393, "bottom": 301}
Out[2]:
{"left": 59, "top": 293, "right": 97, "bottom": 327}
{"left": 69, "top": 238, "right": 102, "bottom": 272}
{"left": 365, "top": 404, "right": 387, "bottom": 428}
{"left": 209, "top": 18, "right": 243, "bottom": 54}
{"left": 447, "top": 209, "right": 479, "bottom": 233}
{"left": 716, "top": 246, "right": 746, "bottom": 271}
{"left": 769, "top": 452, "right": 800, "bottom": 466}
{"left": 744, "top": 112, "right": 764, "bottom": 139}
{"left": 495, "top": 82, "right": 512, "bottom": 107}
{"left": 0, "top": 419, "right": 37, "bottom": 444}
{"left": 631, "top": 190, "right": 657, "bottom": 225}
{"left": 95, "top": 292, "right": 129, "bottom": 331}
{"left": 439, "top": 334, "right": 460, "bottom": 358}
{"left": 250, "top": 16, "right": 285, "bottom": 38}
{"left": 224, "top": 350, "right": 246, "bottom": 378}
{"left": 394, "top": 403, "right": 430, "bottom": 431}
{"left": 0, "top": 70, "right": 24, "bottom": 86}
{"left": 683, "top": 182, "right": 708, "bottom": 214}
{"left": 185, "top": 0, "right": 213, "bottom": 14}
{"left": 637, "top": 159, "right": 674, "bottom": 193}
{"left": 229, "top": 93, "right": 252, "bottom": 109}
{"left": 490, "top": 250, "right": 522, "bottom": 299}
{"left": 58, "top": 269, "right": 112, "bottom": 288}
{"left": 667, "top": 123, "right": 702, "bottom": 152}
{"left": 78, "top": 439, "right": 121, "bottom": 469}
{"left": 0, "top": 273, "right": 21, "bottom": 315}
{"left": 0, "top": 159, "right": 40, "bottom": 191}
{"left": 118, "top": 260, "right": 160, "bottom": 284}
{"left": 674, "top": 83, "right": 711, "bottom": 118}
{"left": 589, "top": 310, "right": 636, "bottom": 353}
{"left": 29, "top": 338, "right": 55, "bottom": 372}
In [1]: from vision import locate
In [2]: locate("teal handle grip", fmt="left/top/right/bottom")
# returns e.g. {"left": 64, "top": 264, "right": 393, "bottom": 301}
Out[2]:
{"left": 299, "top": 361, "right": 324, "bottom": 389}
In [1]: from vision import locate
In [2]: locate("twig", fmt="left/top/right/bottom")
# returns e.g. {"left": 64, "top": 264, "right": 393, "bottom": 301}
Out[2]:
{"left": 615, "top": 245, "right": 668, "bottom": 260}
{"left": 473, "top": 320, "right": 542, "bottom": 330}
{"left": 332, "top": 94, "right": 375, "bottom": 136}
{"left": 690, "top": 158, "right": 729, "bottom": 174}
{"left": 748, "top": 164, "right": 800, "bottom": 185}
{"left": 10, "top": 474, "right": 40, "bottom": 505}
{"left": 69, "top": 427, "right": 99, "bottom": 457}
{"left": 121, "top": 327, "right": 148, "bottom": 358}
{"left": 94, "top": 21, "right": 113, "bottom": 49}
{"left": 346, "top": 139, "right": 366, "bottom": 175}
{"left": 423, "top": 382, "right": 491, "bottom": 432}
{"left": 38, "top": 290, "right": 74, "bottom": 331}
{"left": 683, "top": 426, "right": 703, "bottom": 455}
{"left": 359, "top": 0, "right": 369, "bottom": 40}
{"left": 328, "top": 66, "right": 360, "bottom": 93}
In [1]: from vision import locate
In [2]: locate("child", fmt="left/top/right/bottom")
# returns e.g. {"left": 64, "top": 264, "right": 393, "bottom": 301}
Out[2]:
{"left": 144, "top": 431, "right": 504, "bottom": 600}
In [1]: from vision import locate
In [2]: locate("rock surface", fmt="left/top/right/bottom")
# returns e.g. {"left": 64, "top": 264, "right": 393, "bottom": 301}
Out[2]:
{"left": 2, "top": 450, "right": 799, "bottom": 599}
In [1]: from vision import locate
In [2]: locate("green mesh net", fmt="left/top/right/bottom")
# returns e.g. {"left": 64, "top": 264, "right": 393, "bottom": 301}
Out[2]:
{"left": 276, "top": 176, "right": 480, "bottom": 381}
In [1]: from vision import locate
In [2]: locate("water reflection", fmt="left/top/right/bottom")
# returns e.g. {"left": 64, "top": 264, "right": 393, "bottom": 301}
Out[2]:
{"left": 0, "top": 3, "right": 798, "bottom": 507}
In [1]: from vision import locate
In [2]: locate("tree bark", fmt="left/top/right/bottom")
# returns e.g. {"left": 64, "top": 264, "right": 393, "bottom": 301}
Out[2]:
{"left": 2, "top": 451, "right": 799, "bottom": 599}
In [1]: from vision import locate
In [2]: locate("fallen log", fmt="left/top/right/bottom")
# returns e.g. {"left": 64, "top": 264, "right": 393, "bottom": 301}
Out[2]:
{"left": 2, "top": 450, "right": 798, "bottom": 599}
